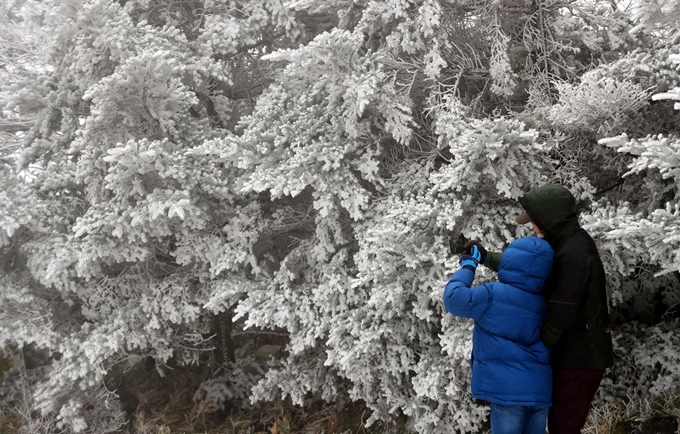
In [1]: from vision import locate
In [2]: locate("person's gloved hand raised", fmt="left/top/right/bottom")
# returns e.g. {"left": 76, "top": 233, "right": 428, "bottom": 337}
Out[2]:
{"left": 463, "top": 239, "right": 487, "bottom": 264}
{"left": 459, "top": 245, "right": 483, "bottom": 271}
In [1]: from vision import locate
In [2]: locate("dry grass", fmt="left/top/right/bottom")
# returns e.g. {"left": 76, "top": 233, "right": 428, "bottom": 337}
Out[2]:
{"left": 584, "top": 393, "right": 680, "bottom": 434}
{"left": 0, "top": 406, "right": 22, "bottom": 434}
{"left": 128, "top": 399, "right": 404, "bottom": 434}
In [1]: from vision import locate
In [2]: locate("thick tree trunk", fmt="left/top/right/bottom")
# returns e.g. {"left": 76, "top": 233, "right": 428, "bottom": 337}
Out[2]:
{"left": 212, "top": 310, "right": 235, "bottom": 370}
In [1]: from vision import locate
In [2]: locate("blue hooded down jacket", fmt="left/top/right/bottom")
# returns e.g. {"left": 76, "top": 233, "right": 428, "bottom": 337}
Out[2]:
{"left": 443, "top": 236, "right": 554, "bottom": 407}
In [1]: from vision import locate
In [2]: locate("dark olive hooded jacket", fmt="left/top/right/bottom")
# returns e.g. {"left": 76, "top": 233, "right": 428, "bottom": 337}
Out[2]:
{"left": 485, "top": 185, "right": 614, "bottom": 369}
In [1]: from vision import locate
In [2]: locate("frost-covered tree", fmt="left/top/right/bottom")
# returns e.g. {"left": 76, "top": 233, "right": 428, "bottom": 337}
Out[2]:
{"left": 0, "top": 0, "right": 299, "bottom": 431}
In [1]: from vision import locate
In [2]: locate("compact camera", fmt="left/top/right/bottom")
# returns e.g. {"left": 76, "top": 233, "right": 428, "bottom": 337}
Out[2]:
{"left": 448, "top": 233, "right": 468, "bottom": 255}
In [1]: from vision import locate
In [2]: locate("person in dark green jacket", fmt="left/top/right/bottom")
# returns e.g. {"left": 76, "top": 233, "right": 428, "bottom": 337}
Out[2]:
{"left": 464, "top": 184, "right": 613, "bottom": 434}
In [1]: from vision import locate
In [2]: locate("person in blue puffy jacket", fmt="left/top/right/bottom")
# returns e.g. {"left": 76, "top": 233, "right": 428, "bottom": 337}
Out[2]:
{"left": 443, "top": 236, "right": 554, "bottom": 434}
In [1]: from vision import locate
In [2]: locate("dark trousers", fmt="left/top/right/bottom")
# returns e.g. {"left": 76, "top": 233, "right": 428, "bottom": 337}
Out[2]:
{"left": 548, "top": 368, "right": 605, "bottom": 434}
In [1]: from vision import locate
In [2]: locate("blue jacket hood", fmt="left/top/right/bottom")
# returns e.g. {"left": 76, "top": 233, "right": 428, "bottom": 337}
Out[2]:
{"left": 498, "top": 237, "right": 553, "bottom": 294}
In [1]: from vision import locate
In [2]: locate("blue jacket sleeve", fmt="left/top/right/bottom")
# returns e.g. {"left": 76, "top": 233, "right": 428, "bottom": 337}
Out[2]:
{"left": 443, "top": 268, "right": 493, "bottom": 321}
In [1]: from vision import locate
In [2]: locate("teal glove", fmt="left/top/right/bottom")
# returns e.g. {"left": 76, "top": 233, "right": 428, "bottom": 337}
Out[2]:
{"left": 459, "top": 245, "right": 482, "bottom": 271}
{"left": 463, "top": 240, "right": 487, "bottom": 264}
